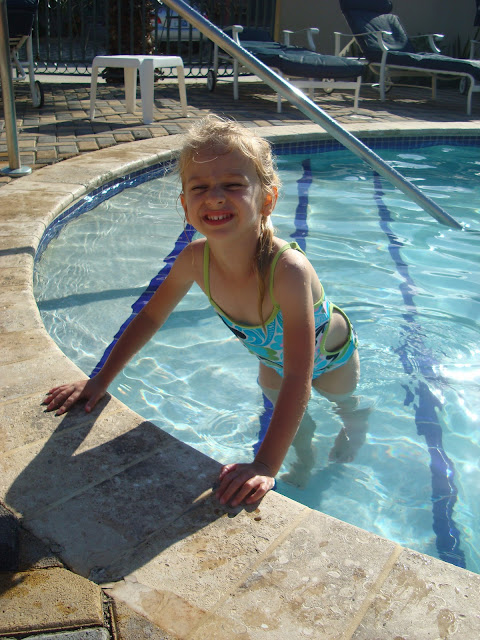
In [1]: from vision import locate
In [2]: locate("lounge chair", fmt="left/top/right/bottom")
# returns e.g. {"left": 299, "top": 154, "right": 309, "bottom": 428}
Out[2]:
{"left": 208, "top": 26, "right": 367, "bottom": 112}
{"left": 461, "top": 3, "right": 480, "bottom": 94}
{"left": 337, "top": 0, "right": 480, "bottom": 114}
{"left": 469, "top": 0, "right": 479, "bottom": 60}
{"left": 6, "top": 0, "right": 43, "bottom": 107}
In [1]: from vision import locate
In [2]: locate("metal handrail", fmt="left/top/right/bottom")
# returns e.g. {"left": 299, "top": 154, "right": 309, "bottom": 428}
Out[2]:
{"left": 162, "top": 0, "right": 466, "bottom": 231}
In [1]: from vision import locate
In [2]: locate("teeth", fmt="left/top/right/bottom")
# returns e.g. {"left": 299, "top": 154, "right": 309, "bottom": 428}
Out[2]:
{"left": 207, "top": 214, "right": 230, "bottom": 221}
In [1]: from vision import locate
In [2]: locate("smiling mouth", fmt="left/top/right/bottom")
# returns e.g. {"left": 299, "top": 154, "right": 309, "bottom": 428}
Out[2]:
{"left": 204, "top": 213, "right": 234, "bottom": 223}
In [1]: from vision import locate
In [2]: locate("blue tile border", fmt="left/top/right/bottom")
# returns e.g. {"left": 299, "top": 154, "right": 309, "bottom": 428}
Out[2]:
{"left": 273, "top": 134, "right": 480, "bottom": 155}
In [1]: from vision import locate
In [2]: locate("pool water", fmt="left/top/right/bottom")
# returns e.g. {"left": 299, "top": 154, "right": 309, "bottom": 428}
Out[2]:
{"left": 34, "top": 140, "right": 480, "bottom": 573}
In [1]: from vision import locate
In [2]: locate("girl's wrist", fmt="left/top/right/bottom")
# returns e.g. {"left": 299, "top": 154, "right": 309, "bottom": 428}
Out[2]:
{"left": 92, "top": 370, "right": 112, "bottom": 389}
{"left": 253, "top": 459, "right": 276, "bottom": 477}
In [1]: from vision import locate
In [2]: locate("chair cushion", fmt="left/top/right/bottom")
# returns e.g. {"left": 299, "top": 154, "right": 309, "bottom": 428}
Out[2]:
{"left": 240, "top": 41, "right": 285, "bottom": 57}
{"left": 383, "top": 51, "right": 480, "bottom": 82}
{"left": 275, "top": 50, "right": 366, "bottom": 78}
{"left": 344, "top": 11, "right": 414, "bottom": 57}
{"left": 241, "top": 41, "right": 366, "bottom": 79}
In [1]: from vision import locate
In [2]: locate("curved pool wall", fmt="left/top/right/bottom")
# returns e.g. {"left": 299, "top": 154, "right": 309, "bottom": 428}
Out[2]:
{"left": 2, "top": 124, "right": 480, "bottom": 638}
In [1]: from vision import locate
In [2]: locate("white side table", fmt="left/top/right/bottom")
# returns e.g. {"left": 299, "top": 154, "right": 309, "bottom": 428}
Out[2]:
{"left": 90, "top": 55, "right": 188, "bottom": 124}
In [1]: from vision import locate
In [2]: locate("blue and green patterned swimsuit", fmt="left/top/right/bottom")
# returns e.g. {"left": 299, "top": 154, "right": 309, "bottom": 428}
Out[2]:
{"left": 204, "top": 241, "right": 358, "bottom": 378}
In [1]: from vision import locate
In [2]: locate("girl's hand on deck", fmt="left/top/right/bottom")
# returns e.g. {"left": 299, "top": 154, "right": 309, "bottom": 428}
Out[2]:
{"left": 216, "top": 462, "right": 275, "bottom": 507}
{"left": 43, "top": 377, "right": 107, "bottom": 416}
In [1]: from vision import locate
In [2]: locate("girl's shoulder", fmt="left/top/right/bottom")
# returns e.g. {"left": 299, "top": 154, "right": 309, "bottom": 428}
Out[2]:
{"left": 271, "top": 239, "right": 311, "bottom": 287}
{"left": 271, "top": 238, "right": 323, "bottom": 304}
{"left": 272, "top": 238, "right": 310, "bottom": 269}
{"left": 177, "top": 237, "right": 205, "bottom": 259}
{"left": 173, "top": 237, "right": 206, "bottom": 283}
{"left": 186, "top": 237, "right": 206, "bottom": 256}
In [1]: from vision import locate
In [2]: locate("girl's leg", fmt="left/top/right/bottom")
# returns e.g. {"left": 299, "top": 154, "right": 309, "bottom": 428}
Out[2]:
{"left": 312, "top": 351, "right": 370, "bottom": 462}
{"left": 258, "top": 363, "right": 316, "bottom": 487}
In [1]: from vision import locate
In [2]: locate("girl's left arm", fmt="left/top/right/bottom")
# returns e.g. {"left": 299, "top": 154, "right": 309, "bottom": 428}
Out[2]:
{"left": 216, "top": 254, "right": 316, "bottom": 506}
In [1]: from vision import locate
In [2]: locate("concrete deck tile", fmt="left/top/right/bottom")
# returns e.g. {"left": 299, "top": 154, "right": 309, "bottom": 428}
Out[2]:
{"left": 0, "top": 290, "right": 44, "bottom": 333}
{"left": 97, "top": 138, "right": 117, "bottom": 149}
{"left": 1, "top": 406, "right": 176, "bottom": 520}
{"left": 0, "top": 255, "right": 34, "bottom": 285}
{"left": 78, "top": 140, "right": 100, "bottom": 152}
{"left": 0, "top": 329, "right": 54, "bottom": 366}
{"left": 9, "top": 158, "right": 130, "bottom": 191}
{"left": 184, "top": 508, "right": 402, "bottom": 640}
{"left": 0, "top": 216, "right": 46, "bottom": 241}
{"left": 22, "top": 439, "right": 222, "bottom": 580}
{"left": 150, "top": 128, "right": 170, "bottom": 137}
{"left": 75, "top": 133, "right": 180, "bottom": 158}
{"left": 104, "top": 493, "right": 308, "bottom": 614}
{"left": 0, "top": 234, "right": 36, "bottom": 265}
{"left": 62, "top": 145, "right": 171, "bottom": 170}
{"left": 105, "top": 576, "right": 210, "bottom": 640}
{"left": 111, "top": 598, "right": 175, "bottom": 640}
{"left": 58, "top": 145, "right": 79, "bottom": 154}
{"left": 1, "top": 176, "right": 89, "bottom": 197}
{"left": 351, "top": 548, "right": 480, "bottom": 639}
{"left": 0, "top": 392, "right": 113, "bottom": 454}
{"left": 14, "top": 151, "right": 168, "bottom": 190}
{"left": 0, "top": 186, "right": 79, "bottom": 229}
{"left": 17, "top": 524, "right": 64, "bottom": 571}
{"left": 113, "top": 133, "right": 135, "bottom": 143}
{"left": 0, "top": 263, "right": 36, "bottom": 294}
{"left": 0, "top": 348, "right": 83, "bottom": 403}
{"left": 0, "top": 568, "right": 103, "bottom": 636}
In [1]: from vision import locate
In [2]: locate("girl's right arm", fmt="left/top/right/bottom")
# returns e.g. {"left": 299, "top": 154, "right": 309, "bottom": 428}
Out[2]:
{"left": 44, "top": 241, "right": 200, "bottom": 415}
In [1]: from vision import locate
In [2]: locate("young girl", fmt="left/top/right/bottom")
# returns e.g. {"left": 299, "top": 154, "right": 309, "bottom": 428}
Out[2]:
{"left": 44, "top": 115, "right": 366, "bottom": 507}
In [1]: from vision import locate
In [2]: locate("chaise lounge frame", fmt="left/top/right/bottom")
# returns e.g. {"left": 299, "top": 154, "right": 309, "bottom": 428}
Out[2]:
{"left": 337, "top": 0, "right": 480, "bottom": 115}
{"left": 209, "top": 25, "right": 365, "bottom": 113}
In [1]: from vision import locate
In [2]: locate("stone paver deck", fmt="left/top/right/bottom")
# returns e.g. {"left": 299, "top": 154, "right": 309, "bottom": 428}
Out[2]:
{"left": 1, "top": 74, "right": 480, "bottom": 639}
{"left": 2, "top": 73, "right": 479, "bottom": 179}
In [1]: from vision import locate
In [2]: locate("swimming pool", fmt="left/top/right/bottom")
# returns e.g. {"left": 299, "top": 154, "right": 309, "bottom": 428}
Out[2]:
{"left": 34, "top": 136, "right": 480, "bottom": 574}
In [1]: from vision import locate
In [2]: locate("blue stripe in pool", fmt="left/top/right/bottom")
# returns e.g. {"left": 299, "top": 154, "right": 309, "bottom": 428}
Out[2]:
{"left": 373, "top": 172, "right": 465, "bottom": 568}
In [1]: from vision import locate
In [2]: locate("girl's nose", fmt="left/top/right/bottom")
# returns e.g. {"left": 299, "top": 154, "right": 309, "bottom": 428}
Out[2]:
{"left": 205, "top": 185, "right": 225, "bottom": 205}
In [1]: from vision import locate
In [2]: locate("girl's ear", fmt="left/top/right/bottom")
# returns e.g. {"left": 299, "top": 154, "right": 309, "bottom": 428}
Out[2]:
{"left": 262, "top": 187, "right": 278, "bottom": 217}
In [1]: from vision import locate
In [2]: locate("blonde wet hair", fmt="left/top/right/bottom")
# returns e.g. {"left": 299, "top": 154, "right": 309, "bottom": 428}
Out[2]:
{"left": 177, "top": 115, "right": 281, "bottom": 328}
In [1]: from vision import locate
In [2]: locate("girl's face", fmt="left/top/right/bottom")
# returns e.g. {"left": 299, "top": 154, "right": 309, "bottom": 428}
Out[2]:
{"left": 180, "top": 148, "right": 273, "bottom": 239}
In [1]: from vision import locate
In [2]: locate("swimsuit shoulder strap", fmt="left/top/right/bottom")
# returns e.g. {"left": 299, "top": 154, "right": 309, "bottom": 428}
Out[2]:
{"left": 269, "top": 241, "right": 305, "bottom": 306}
